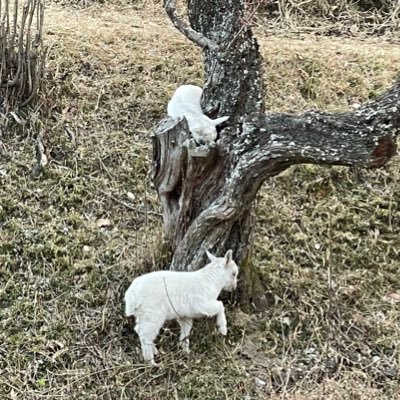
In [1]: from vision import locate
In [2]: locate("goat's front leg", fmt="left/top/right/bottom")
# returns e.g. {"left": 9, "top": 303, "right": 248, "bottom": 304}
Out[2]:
{"left": 177, "top": 318, "right": 193, "bottom": 353}
{"left": 197, "top": 300, "right": 227, "bottom": 336}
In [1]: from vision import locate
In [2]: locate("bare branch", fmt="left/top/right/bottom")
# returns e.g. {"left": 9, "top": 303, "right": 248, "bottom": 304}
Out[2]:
{"left": 232, "top": 79, "right": 400, "bottom": 180}
{"left": 163, "top": 0, "right": 219, "bottom": 52}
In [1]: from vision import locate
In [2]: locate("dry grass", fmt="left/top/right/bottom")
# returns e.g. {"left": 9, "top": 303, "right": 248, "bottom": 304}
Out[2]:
{"left": 0, "top": 1, "right": 400, "bottom": 399}
{"left": 260, "top": 35, "right": 400, "bottom": 112}
{"left": 253, "top": 0, "right": 400, "bottom": 38}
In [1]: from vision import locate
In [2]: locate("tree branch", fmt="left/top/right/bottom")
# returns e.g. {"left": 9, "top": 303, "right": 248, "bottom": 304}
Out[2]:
{"left": 163, "top": 0, "right": 219, "bottom": 52}
{"left": 232, "top": 78, "right": 400, "bottom": 178}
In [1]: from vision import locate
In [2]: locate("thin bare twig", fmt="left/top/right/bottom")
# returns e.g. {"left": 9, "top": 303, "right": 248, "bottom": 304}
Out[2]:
{"left": 225, "top": 1, "right": 262, "bottom": 52}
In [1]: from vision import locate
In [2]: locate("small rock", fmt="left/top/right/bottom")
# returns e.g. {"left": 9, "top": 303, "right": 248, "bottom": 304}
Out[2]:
{"left": 96, "top": 218, "right": 112, "bottom": 228}
{"left": 383, "top": 367, "right": 398, "bottom": 379}
{"left": 254, "top": 377, "right": 266, "bottom": 388}
{"left": 127, "top": 192, "right": 135, "bottom": 201}
{"left": 384, "top": 292, "right": 400, "bottom": 304}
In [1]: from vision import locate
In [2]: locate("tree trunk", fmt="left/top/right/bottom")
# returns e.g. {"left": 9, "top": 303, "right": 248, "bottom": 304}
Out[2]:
{"left": 153, "top": 0, "right": 400, "bottom": 305}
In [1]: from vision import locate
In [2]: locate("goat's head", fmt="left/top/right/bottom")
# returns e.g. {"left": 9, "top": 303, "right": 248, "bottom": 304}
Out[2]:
{"left": 190, "top": 115, "right": 229, "bottom": 144}
{"left": 206, "top": 249, "right": 239, "bottom": 291}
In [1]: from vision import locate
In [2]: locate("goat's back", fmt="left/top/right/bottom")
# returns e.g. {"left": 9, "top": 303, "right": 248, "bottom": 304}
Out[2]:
{"left": 167, "top": 85, "right": 203, "bottom": 119}
{"left": 125, "top": 270, "right": 204, "bottom": 317}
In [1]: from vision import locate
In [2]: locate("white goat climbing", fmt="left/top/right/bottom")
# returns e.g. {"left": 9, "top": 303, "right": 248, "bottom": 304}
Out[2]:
{"left": 125, "top": 249, "right": 239, "bottom": 366}
{"left": 167, "top": 84, "right": 229, "bottom": 144}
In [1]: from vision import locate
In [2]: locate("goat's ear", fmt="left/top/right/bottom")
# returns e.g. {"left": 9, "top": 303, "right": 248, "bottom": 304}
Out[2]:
{"left": 206, "top": 250, "right": 218, "bottom": 263}
{"left": 224, "top": 249, "right": 233, "bottom": 265}
{"left": 212, "top": 116, "right": 229, "bottom": 127}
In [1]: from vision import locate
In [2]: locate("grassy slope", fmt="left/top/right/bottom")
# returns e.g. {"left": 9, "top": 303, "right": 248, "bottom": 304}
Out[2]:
{"left": 0, "top": 2, "right": 399, "bottom": 399}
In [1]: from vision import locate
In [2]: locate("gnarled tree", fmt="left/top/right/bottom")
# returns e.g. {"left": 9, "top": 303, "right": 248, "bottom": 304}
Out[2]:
{"left": 152, "top": 0, "right": 400, "bottom": 303}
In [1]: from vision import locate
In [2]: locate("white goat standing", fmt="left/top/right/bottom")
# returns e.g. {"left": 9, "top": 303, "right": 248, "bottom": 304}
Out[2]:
{"left": 167, "top": 84, "right": 229, "bottom": 144}
{"left": 125, "top": 249, "right": 239, "bottom": 366}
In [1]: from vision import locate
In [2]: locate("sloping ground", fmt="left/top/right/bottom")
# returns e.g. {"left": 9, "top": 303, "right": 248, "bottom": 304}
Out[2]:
{"left": 256, "top": 0, "right": 400, "bottom": 38}
{"left": 0, "top": 2, "right": 399, "bottom": 399}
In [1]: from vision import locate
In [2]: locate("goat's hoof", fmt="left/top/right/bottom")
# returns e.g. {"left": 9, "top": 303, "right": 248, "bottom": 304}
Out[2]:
{"left": 218, "top": 326, "right": 227, "bottom": 336}
{"left": 150, "top": 360, "right": 161, "bottom": 368}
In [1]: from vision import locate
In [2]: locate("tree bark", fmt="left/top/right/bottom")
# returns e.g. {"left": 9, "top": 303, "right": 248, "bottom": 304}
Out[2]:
{"left": 154, "top": 0, "right": 400, "bottom": 304}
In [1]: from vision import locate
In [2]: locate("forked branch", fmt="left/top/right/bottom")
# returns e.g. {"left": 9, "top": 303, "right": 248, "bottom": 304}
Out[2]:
{"left": 163, "top": 0, "right": 219, "bottom": 51}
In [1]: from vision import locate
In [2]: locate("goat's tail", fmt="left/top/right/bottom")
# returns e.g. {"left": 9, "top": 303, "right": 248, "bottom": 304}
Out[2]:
{"left": 124, "top": 285, "right": 139, "bottom": 317}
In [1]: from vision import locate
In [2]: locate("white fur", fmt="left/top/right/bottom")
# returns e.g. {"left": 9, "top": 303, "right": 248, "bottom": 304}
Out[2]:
{"left": 167, "top": 84, "right": 229, "bottom": 144}
{"left": 125, "top": 249, "right": 239, "bottom": 365}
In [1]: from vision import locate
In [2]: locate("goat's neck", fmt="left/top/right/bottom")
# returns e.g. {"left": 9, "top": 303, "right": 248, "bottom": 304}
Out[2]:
{"left": 179, "top": 107, "right": 203, "bottom": 118}
{"left": 198, "top": 264, "right": 226, "bottom": 298}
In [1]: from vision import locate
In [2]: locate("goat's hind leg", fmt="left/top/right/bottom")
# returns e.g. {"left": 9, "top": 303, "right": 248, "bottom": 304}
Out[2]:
{"left": 177, "top": 318, "right": 193, "bottom": 353}
{"left": 135, "top": 316, "right": 163, "bottom": 366}
{"left": 152, "top": 344, "right": 159, "bottom": 356}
